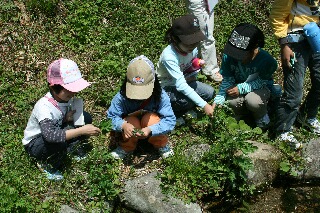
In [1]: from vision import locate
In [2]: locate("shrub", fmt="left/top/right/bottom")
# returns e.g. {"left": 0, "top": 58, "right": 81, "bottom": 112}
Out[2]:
{"left": 160, "top": 107, "right": 261, "bottom": 203}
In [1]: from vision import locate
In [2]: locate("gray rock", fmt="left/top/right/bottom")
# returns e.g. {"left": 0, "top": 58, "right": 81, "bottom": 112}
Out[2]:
{"left": 294, "top": 139, "right": 320, "bottom": 179}
{"left": 121, "top": 172, "right": 202, "bottom": 213}
{"left": 59, "top": 205, "right": 78, "bottom": 213}
{"left": 246, "top": 141, "right": 282, "bottom": 187}
{"left": 184, "top": 144, "right": 211, "bottom": 162}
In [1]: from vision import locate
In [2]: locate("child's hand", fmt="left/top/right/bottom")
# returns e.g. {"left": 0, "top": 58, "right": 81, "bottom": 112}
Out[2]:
{"left": 65, "top": 110, "right": 76, "bottom": 122}
{"left": 80, "top": 124, "right": 101, "bottom": 136}
{"left": 203, "top": 103, "right": 214, "bottom": 117}
{"left": 281, "top": 44, "right": 294, "bottom": 70}
{"left": 226, "top": 86, "right": 239, "bottom": 97}
{"left": 135, "top": 127, "right": 151, "bottom": 139}
{"left": 122, "top": 122, "right": 135, "bottom": 140}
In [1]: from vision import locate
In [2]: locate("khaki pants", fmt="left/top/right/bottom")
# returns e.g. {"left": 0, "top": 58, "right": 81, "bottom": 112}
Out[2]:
{"left": 227, "top": 87, "right": 270, "bottom": 120}
{"left": 185, "top": 0, "right": 219, "bottom": 75}
{"left": 119, "top": 112, "right": 168, "bottom": 152}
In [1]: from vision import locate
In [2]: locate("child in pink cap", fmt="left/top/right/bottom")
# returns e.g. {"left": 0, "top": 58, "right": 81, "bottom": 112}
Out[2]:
{"left": 22, "top": 58, "right": 101, "bottom": 180}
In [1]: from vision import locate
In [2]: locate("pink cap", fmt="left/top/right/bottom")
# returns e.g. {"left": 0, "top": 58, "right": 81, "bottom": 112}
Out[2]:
{"left": 47, "top": 58, "right": 90, "bottom": 92}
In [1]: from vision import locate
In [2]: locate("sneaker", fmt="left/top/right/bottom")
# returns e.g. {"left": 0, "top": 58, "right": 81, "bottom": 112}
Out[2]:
{"left": 186, "top": 110, "right": 197, "bottom": 119}
{"left": 73, "top": 147, "right": 88, "bottom": 161}
{"left": 176, "top": 117, "right": 185, "bottom": 126}
{"left": 278, "top": 132, "right": 302, "bottom": 150}
{"left": 74, "top": 155, "right": 87, "bottom": 161}
{"left": 43, "top": 169, "right": 64, "bottom": 181}
{"left": 110, "top": 146, "right": 128, "bottom": 159}
{"left": 158, "top": 144, "right": 174, "bottom": 158}
{"left": 207, "top": 72, "right": 223, "bottom": 82}
{"left": 307, "top": 118, "right": 320, "bottom": 135}
{"left": 255, "top": 114, "right": 270, "bottom": 129}
{"left": 37, "top": 163, "right": 63, "bottom": 181}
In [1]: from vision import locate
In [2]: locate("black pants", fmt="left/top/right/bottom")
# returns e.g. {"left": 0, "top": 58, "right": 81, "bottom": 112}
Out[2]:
{"left": 24, "top": 111, "right": 92, "bottom": 170}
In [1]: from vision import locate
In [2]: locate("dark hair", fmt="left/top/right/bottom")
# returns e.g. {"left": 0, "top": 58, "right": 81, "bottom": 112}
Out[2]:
{"left": 48, "top": 83, "right": 64, "bottom": 94}
{"left": 120, "top": 75, "right": 162, "bottom": 104}
{"left": 164, "top": 27, "right": 181, "bottom": 45}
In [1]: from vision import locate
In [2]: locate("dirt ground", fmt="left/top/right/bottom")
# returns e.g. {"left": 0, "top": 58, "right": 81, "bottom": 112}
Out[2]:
{"left": 246, "top": 185, "right": 320, "bottom": 213}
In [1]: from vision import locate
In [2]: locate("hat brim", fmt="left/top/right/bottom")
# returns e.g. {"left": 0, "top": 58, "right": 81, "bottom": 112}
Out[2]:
{"left": 178, "top": 31, "right": 206, "bottom": 45}
{"left": 126, "top": 81, "right": 154, "bottom": 100}
{"left": 223, "top": 41, "right": 251, "bottom": 61}
{"left": 62, "top": 78, "right": 90, "bottom": 92}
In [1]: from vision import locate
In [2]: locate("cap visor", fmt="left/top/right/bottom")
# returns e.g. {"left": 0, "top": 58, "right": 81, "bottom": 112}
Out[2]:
{"left": 126, "top": 82, "right": 154, "bottom": 100}
{"left": 223, "top": 42, "right": 250, "bottom": 61}
{"left": 62, "top": 78, "right": 90, "bottom": 92}
{"left": 178, "top": 31, "right": 206, "bottom": 45}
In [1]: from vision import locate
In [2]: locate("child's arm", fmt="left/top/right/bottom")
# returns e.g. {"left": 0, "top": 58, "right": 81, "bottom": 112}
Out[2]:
{"left": 39, "top": 119, "right": 100, "bottom": 142}
{"left": 162, "top": 57, "right": 207, "bottom": 108}
{"left": 106, "top": 93, "right": 128, "bottom": 132}
{"left": 65, "top": 124, "right": 100, "bottom": 140}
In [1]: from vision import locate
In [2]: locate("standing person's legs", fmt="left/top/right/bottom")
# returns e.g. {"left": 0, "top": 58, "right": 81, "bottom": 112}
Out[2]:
{"left": 141, "top": 112, "right": 168, "bottom": 149}
{"left": 298, "top": 52, "right": 320, "bottom": 120}
{"left": 186, "top": 0, "right": 221, "bottom": 81}
{"left": 274, "top": 41, "right": 309, "bottom": 135}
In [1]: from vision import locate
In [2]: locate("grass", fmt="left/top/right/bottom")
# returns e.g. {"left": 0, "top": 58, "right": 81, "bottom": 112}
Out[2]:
{"left": 0, "top": 0, "right": 318, "bottom": 212}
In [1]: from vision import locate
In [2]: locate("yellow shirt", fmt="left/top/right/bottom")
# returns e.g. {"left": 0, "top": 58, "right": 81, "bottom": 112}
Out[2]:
{"left": 270, "top": 0, "right": 320, "bottom": 39}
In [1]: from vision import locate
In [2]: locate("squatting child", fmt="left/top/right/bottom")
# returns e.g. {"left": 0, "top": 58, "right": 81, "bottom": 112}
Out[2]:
{"left": 212, "top": 23, "right": 278, "bottom": 129}
{"left": 156, "top": 14, "right": 216, "bottom": 122}
{"left": 22, "top": 58, "right": 101, "bottom": 180}
{"left": 107, "top": 55, "right": 176, "bottom": 159}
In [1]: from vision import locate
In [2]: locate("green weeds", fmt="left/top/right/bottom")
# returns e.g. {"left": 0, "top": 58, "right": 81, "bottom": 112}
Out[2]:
{"left": 160, "top": 107, "right": 260, "bottom": 203}
{"left": 0, "top": 0, "right": 314, "bottom": 212}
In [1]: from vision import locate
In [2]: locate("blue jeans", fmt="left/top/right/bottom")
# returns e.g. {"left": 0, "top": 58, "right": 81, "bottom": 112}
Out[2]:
{"left": 274, "top": 40, "right": 320, "bottom": 134}
{"left": 164, "top": 81, "right": 215, "bottom": 117}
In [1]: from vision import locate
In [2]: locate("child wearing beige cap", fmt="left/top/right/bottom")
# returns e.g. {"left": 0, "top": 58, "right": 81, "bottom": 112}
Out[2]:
{"left": 22, "top": 58, "right": 101, "bottom": 180}
{"left": 107, "top": 55, "right": 176, "bottom": 159}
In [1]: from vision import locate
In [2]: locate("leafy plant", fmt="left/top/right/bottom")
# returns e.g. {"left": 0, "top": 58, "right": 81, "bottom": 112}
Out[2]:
{"left": 83, "top": 148, "right": 121, "bottom": 202}
{"left": 26, "top": 0, "right": 60, "bottom": 18}
{"left": 2, "top": 0, "right": 317, "bottom": 211}
{"left": 160, "top": 107, "right": 259, "bottom": 203}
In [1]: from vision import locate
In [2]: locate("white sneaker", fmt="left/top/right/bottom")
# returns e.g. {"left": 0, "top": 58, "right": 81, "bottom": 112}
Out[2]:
{"left": 110, "top": 146, "right": 127, "bottom": 159}
{"left": 37, "top": 163, "right": 63, "bottom": 181}
{"left": 255, "top": 114, "right": 270, "bottom": 129}
{"left": 307, "top": 118, "right": 320, "bottom": 135}
{"left": 278, "top": 132, "right": 302, "bottom": 150}
{"left": 44, "top": 169, "right": 64, "bottom": 181}
{"left": 158, "top": 144, "right": 174, "bottom": 158}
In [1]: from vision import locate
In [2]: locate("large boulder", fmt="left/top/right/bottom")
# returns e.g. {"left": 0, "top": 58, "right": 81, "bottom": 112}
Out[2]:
{"left": 120, "top": 172, "right": 202, "bottom": 213}
{"left": 294, "top": 139, "right": 320, "bottom": 179}
{"left": 246, "top": 141, "right": 282, "bottom": 187}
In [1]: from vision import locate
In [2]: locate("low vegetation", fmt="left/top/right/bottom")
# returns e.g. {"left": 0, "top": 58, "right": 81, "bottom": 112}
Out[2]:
{"left": 0, "top": 0, "right": 316, "bottom": 212}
